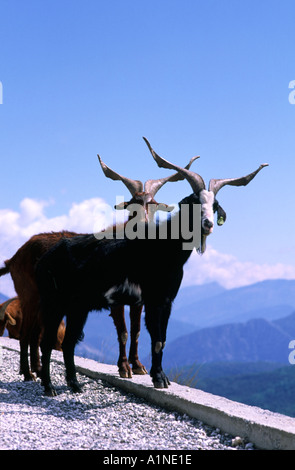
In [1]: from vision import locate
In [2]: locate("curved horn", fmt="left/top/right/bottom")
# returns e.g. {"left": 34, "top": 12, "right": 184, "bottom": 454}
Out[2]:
{"left": 144, "top": 154, "right": 199, "bottom": 197}
{"left": 143, "top": 137, "right": 205, "bottom": 194}
{"left": 97, "top": 155, "right": 143, "bottom": 196}
{"left": 208, "top": 163, "right": 269, "bottom": 195}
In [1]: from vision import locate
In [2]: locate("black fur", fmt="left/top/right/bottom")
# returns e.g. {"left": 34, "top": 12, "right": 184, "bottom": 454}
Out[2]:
{"left": 36, "top": 194, "right": 202, "bottom": 395}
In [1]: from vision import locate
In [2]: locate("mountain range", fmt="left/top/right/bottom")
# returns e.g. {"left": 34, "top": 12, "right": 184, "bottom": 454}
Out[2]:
{"left": 171, "top": 279, "right": 295, "bottom": 328}
{"left": 76, "top": 279, "right": 295, "bottom": 365}
{"left": 160, "top": 312, "right": 295, "bottom": 370}
{"left": 0, "top": 293, "right": 8, "bottom": 305}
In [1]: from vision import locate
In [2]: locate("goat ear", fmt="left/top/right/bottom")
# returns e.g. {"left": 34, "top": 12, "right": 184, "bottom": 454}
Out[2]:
{"left": 217, "top": 205, "right": 227, "bottom": 226}
{"left": 213, "top": 200, "right": 227, "bottom": 226}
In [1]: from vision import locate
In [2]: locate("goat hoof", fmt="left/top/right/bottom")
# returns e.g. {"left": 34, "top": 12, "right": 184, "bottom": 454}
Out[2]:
{"left": 153, "top": 380, "right": 169, "bottom": 389}
{"left": 152, "top": 372, "right": 170, "bottom": 389}
{"left": 68, "top": 379, "right": 82, "bottom": 393}
{"left": 44, "top": 386, "right": 57, "bottom": 397}
{"left": 153, "top": 381, "right": 165, "bottom": 389}
{"left": 132, "top": 366, "right": 148, "bottom": 375}
{"left": 24, "top": 374, "right": 36, "bottom": 382}
{"left": 118, "top": 363, "right": 132, "bottom": 378}
{"left": 119, "top": 370, "right": 132, "bottom": 378}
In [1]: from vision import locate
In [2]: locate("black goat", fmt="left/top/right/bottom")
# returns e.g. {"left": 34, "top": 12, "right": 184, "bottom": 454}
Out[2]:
{"left": 35, "top": 138, "right": 268, "bottom": 396}
{"left": 97, "top": 153, "right": 197, "bottom": 378}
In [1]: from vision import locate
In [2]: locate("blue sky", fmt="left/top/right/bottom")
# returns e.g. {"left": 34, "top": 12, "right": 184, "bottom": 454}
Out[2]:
{"left": 0, "top": 0, "right": 295, "bottom": 295}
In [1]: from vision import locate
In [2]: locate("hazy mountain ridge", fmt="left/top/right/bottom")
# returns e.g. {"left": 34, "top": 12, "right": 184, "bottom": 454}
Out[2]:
{"left": 160, "top": 312, "right": 295, "bottom": 369}
{"left": 72, "top": 279, "right": 295, "bottom": 370}
{"left": 172, "top": 279, "right": 295, "bottom": 328}
{"left": 0, "top": 293, "right": 8, "bottom": 305}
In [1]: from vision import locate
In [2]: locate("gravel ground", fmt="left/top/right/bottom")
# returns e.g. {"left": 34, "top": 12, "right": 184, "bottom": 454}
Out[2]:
{"left": 0, "top": 347, "right": 255, "bottom": 451}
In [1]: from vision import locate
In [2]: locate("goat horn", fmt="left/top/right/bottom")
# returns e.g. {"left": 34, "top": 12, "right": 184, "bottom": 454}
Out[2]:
{"left": 144, "top": 154, "right": 199, "bottom": 197}
{"left": 208, "top": 163, "right": 269, "bottom": 195}
{"left": 143, "top": 137, "right": 205, "bottom": 194}
{"left": 97, "top": 155, "right": 143, "bottom": 196}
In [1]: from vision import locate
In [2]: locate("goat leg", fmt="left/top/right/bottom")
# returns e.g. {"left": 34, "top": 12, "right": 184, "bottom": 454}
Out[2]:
{"left": 110, "top": 306, "right": 132, "bottom": 378}
{"left": 149, "top": 344, "right": 170, "bottom": 389}
{"left": 63, "top": 344, "right": 82, "bottom": 393}
{"left": 40, "top": 309, "right": 65, "bottom": 396}
{"left": 144, "top": 302, "right": 171, "bottom": 388}
{"left": 40, "top": 344, "right": 57, "bottom": 397}
{"left": 19, "top": 303, "right": 39, "bottom": 381}
{"left": 62, "top": 310, "right": 88, "bottom": 393}
{"left": 29, "top": 325, "right": 42, "bottom": 378}
{"left": 128, "top": 305, "right": 147, "bottom": 375}
{"left": 20, "top": 338, "right": 36, "bottom": 381}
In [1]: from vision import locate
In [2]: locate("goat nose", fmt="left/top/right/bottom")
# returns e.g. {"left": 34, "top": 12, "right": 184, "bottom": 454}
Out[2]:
{"left": 204, "top": 219, "right": 213, "bottom": 229}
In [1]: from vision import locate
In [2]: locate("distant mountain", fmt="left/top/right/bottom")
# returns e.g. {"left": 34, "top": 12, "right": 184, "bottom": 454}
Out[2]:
{"left": 172, "top": 282, "right": 226, "bottom": 311}
{"left": 78, "top": 283, "right": 226, "bottom": 364}
{"left": 172, "top": 279, "right": 295, "bottom": 328}
{"left": 0, "top": 292, "right": 9, "bottom": 304}
{"left": 158, "top": 311, "right": 295, "bottom": 370}
{"left": 76, "top": 279, "right": 295, "bottom": 366}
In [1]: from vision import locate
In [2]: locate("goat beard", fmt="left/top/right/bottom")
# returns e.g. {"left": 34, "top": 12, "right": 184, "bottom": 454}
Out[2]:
{"left": 197, "top": 233, "right": 208, "bottom": 255}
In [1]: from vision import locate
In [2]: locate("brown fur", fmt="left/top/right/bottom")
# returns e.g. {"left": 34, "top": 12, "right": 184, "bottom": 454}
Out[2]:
{"left": 0, "top": 231, "right": 76, "bottom": 380}
{"left": 0, "top": 297, "right": 65, "bottom": 350}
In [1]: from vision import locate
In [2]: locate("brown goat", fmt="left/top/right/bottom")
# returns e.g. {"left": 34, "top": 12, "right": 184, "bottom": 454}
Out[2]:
{"left": 0, "top": 297, "right": 65, "bottom": 350}
{"left": 0, "top": 297, "right": 18, "bottom": 337}
{"left": 0, "top": 297, "right": 65, "bottom": 376}
{"left": 0, "top": 232, "right": 75, "bottom": 380}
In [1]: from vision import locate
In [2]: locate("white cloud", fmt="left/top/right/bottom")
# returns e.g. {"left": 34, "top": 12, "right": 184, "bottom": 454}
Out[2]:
{"left": 0, "top": 197, "right": 120, "bottom": 297}
{"left": 19, "top": 198, "right": 50, "bottom": 225}
{"left": 182, "top": 246, "right": 295, "bottom": 289}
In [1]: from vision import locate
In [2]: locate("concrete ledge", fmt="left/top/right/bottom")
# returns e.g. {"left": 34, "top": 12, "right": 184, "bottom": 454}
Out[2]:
{"left": 1, "top": 337, "right": 295, "bottom": 450}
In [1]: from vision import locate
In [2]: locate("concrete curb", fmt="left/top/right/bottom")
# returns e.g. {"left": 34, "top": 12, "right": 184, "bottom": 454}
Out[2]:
{"left": 1, "top": 337, "right": 295, "bottom": 450}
